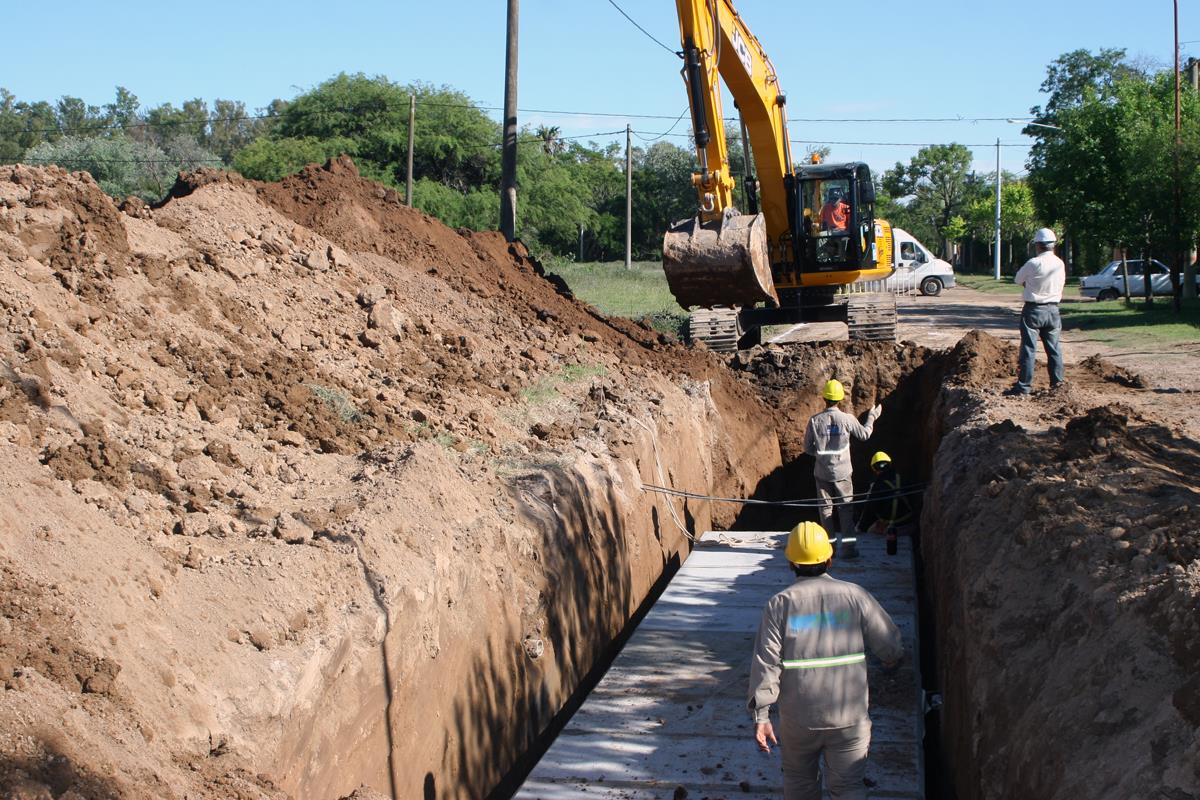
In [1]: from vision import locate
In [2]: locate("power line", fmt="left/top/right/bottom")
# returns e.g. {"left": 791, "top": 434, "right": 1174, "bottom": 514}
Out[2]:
{"left": 605, "top": 0, "right": 680, "bottom": 57}
{"left": 22, "top": 157, "right": 223, "bottom": 165}
{"left": 631, "top": 130, "right": 1034, "bottom": 148}
{"left": 631, "top": 107, "right": 690, "bottom": 142}
{"left": 6, "top": 99, "right": 1044, "bottom": 138}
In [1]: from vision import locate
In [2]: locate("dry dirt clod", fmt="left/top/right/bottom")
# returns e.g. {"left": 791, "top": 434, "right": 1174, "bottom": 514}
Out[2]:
{"left": 274, "top": 512, "right": 313, "bottom": 545}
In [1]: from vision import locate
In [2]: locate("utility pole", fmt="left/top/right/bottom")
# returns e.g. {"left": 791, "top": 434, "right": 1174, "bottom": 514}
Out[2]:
{"left": 993, "top": 138, "right": 1002, "bottom": 280}
{"left": 499, "top": 0, "right": 519, "bottom": 242}
{"left": 1172, "top": 0, "right": 1183, "bottom": 310}
{"left": 406, "top": 94, "right": 415, "bottom": 207}
{"left": 1188, "top": 57, "right": 1199, "bottom": 299}
{"left": 625, "top": 124, "right": 633, "bottom": 269}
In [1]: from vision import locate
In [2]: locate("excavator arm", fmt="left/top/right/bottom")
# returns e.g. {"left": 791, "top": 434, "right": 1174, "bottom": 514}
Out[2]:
{"left": 663, "top": 0, "right": 793, "bottom": 309}
{"left": 675, "top": 0, "right": 792, "bottom": 242}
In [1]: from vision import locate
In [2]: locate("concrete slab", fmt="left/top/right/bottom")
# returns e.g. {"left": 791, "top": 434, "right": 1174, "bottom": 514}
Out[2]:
{"left": 515, "top": 530, "right": 924, "bottom": 799}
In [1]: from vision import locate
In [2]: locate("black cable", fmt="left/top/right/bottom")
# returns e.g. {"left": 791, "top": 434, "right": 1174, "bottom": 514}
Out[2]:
{"left": 606, "top": 0, "right": 680, "bottom": 57}
{"left": 631, "top": 107, "right": 690, "bottom": 142}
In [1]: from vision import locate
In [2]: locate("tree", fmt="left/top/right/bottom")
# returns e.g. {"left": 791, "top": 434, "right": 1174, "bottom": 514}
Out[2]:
{"left": 966, "top": 176, "right": 1039, "bottom": 271}
{"left": 25, "top": 135, "right": 178, "bottom": 200}
{"left": 629, "top": 141, "right": 696, "bottom": 259}
{"left": 267, "top": 73, "right": 500, "bottom": 190}
{"left": 233, "top": 135, "right": 356, "bottom": 182}
{"left": 1026, "top": 61, "right": 1200, "bottom": 289}
{"left": 103, "top": 86, "right": 140, "bottom": 130}
{"left": 882, "top": 144, "right": 979, "bottom": 256}
{"left": 535, "top": 125, "right": 564, "bottom": 156}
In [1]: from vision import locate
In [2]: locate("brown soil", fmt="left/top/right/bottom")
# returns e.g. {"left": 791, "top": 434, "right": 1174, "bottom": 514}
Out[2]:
{"left": 3, "top": 154, "right": 1196, "bottom": 800}
{"left": 0, "top": 160, "right": 777, "bottom": 799}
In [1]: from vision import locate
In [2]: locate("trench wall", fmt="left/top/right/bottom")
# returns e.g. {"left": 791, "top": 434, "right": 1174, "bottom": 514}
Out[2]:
{"left": 920, "top": 377, "right": 1200, "bottom": 798}
{"left": 267, "top": 376, "right": 780, "bottom": 799}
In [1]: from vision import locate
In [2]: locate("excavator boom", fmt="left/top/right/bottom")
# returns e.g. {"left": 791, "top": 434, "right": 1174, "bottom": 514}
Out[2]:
{"left": 662, "top": 0, "right": 793, "bottom": 308}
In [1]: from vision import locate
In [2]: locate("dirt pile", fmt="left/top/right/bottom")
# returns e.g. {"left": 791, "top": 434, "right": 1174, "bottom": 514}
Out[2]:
{"left": 0, "top": 160, "right": 778, "bottom": 798}
{"left": 920, "top": 346, "right": 1200, "bottom": 798}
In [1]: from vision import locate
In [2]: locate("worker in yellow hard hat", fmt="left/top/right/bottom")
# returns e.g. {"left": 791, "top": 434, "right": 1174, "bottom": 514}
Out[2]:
{"left": 858, "top": 452, "right": 922, "bottom": 556}
{"left": 749, "top": 521, "right": 903, "bottom": 799}
{"left": 803, "top": 379, "right": 882, "bottom": 559}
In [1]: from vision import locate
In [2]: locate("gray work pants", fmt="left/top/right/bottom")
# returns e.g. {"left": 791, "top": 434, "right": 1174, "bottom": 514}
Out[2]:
{"left": 816, "top": 477, "right": 856, "bottom": 539}
{"left": 1017, "top": 302, "right": 1064, "bottom": 392}
{"left": 781, "top": 717, "right": 871, "bottom": 800}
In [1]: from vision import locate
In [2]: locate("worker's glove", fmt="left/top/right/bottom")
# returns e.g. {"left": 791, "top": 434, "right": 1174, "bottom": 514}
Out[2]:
{"left": 868, "top": 404, "right": 882, "bottom": 421}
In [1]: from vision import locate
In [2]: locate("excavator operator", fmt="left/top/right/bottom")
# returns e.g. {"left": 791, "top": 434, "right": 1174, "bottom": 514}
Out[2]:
{"left": 820, "top": 186, "right": 850, "bottom": 232}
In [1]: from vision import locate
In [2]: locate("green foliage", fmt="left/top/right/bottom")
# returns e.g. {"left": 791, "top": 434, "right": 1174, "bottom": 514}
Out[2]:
{"left": 411, "top": 177, "right": 497, "bottom": 230}
{"left": 307, "top": 384, "right": 362, "bottom": 423}
{"left": 883, "top": 143, "right": 980, "bottom": 255}
{"left": 629, "top": 142, "right": 696, "bottom": 259}
{"left": 270, "top": 73, "right": 500, "bottom": 190}
{"left": 24, "top": 135, "right": 202, "bottom": 200}
{"left": 1026, "top": 52, "right": 1200, "bottom": 265}
{"left": 233, "top": 136, "right": 355, "bottom": 182}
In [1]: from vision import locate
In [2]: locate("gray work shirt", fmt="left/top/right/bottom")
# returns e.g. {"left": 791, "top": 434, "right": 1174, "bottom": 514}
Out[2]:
{"left": 748, "top": 574, "right": 903, "bottom": 728}
{"left": 803, "top": 406, "right": 877, "bottom": 482}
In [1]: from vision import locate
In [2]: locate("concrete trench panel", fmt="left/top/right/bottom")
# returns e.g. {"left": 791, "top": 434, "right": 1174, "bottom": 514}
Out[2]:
{"left": 516, "top": 531, "right": 924, "bottom": 799}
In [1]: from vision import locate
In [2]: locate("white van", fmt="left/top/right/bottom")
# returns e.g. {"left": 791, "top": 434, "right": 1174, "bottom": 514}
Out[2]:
{"left": 886, "top": 227, "right": 956, "bottom": 296}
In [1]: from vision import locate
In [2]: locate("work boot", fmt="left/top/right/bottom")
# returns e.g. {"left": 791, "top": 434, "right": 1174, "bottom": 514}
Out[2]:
{"left": 1003, "top": 385, "right": 1030, "bottom": 397}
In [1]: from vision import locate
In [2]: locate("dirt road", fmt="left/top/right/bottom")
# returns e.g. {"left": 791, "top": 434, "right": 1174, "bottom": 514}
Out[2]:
{"left": 774, "top": 285, "right": 1199, "bottom": 436}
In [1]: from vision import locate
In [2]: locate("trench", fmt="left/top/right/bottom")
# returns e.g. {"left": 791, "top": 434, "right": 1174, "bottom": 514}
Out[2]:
{"left": 488, "top": 340, "right": 964, "bottom": 799}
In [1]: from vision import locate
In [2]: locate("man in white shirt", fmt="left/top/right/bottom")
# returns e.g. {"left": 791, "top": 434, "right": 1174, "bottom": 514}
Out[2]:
{"left": 1008, "top": 228, "right": 1066, "bottom": 395}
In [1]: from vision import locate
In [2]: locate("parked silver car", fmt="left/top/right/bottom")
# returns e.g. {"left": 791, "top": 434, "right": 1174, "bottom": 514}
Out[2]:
{"left": 1079, "top": 259, "right": 1189, "bottom": 300}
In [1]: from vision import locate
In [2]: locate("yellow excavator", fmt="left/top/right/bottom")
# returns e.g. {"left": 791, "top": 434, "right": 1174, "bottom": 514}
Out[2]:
{"left": 664, "top": 0, "right": 898, "bottom": 351}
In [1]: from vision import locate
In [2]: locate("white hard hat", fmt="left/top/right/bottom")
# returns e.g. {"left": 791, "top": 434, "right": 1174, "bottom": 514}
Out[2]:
{"left": 1033, "top": 227, "right": 1058, "bottom": 244}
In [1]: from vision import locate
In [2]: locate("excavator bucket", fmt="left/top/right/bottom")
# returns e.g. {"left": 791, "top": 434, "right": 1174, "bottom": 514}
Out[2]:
{"left": 662, "top": 212, "right": 779, "bottom": 309}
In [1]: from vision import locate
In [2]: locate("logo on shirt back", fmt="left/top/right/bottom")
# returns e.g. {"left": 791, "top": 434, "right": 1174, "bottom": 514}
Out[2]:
{"left": 787, "top": 610, "right": 853, "bottom": 632}
{"left": 826, "top": 422, "right": 843, "bottom": 450}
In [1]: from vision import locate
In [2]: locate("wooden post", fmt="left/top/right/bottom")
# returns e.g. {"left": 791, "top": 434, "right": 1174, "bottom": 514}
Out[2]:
{"left": 499, "top": 0, "right": 519, "bottom": 241}
{"left": 1187, "top": 58, "right": 1199, "bottom": 299}
{"left": 625, "top": 124, "right": 633, "bottom": 269}
{"left": 406, "top": 94, "right": 415, "bottom": 207}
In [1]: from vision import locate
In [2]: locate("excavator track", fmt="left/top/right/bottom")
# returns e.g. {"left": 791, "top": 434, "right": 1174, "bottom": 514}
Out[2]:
{"left": 846, "top": 293, "right": 898, "bottom": 341}
{"left": 688, "top": 308, "right": 743, "bottom": 353}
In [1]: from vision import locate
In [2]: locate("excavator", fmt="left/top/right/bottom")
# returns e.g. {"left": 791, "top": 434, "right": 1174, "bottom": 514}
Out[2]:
{"left": 664, "top": 0, "right": 898, "bottom": 351}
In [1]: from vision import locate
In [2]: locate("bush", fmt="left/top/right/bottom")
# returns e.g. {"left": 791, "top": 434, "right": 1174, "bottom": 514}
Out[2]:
{"left": 24, "top": 135, "right": 198, "bottom": 201}
{"left": 232, "top": 136, "right": 356, "bottom": 182}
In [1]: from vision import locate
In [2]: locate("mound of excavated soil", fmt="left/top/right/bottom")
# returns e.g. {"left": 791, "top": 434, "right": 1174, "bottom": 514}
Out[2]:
{"left": 920, "top": 343, "right": 1200, "bottom": 799}
{"left": 0, "top": 160, "right": 778, "bottom": 799}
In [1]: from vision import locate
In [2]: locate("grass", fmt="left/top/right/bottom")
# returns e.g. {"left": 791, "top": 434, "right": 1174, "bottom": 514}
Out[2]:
{"left": 956, "top": 273, "right": 1082, "bottom": 295}
{"left": 520, "top": 363, "right": 608, "bottom": 405}
{"left": 547, "top": 260, "right": 688, "bottom": 334}
{"left": 1060, "top": 297, "right": 1200, "bottom": 347}
{"left": 307, "top": 384, "right": 361, "bottom": 423}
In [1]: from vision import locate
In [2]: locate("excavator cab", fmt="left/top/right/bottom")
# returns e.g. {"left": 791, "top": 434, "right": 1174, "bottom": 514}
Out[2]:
{"left": 788, "top": 162, "right": 877, "bottom": 274}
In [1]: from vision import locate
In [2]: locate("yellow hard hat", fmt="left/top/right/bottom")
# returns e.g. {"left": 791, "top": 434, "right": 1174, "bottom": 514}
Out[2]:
{"left": 785, "top": 521, "right": 834, "bottom": 565}
{"left": 870, "top": 451, "right": 892, "bottom": 469}
{"left": 821, "top": 379, "right": 845, "bottom": 402}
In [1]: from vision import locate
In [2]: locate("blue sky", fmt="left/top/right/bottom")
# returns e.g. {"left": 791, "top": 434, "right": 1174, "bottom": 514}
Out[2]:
{"left": 2, "top": 0, "right": 1192, "bottom": 176}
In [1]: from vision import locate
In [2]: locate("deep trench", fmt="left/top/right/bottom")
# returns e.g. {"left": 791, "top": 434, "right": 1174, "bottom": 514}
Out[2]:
{"left": 491, "top": 347, "right": 962, "bottom": 799}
